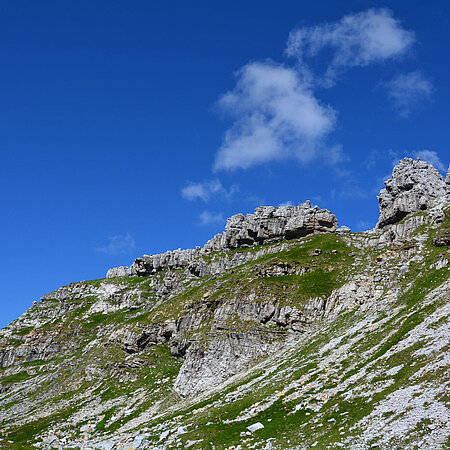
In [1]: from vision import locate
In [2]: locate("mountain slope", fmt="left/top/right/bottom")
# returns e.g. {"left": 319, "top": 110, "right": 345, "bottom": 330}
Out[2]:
{"left": 0, "top": 157, "right": 449, "bottom": 449}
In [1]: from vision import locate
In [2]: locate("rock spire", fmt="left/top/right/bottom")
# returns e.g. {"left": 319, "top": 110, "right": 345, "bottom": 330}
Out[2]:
{"left": 377, "top": 157, "right": 447, "bottom": 229}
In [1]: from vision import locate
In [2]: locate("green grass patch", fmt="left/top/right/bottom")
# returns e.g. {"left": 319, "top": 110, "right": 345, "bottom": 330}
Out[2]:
{"left": 1, "top": 371, "right": 33, "bottom": 385}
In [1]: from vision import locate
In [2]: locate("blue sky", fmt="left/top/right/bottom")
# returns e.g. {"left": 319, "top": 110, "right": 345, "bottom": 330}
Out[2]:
{"left": 1, "top": 0, "right": 449, "bottom": 328}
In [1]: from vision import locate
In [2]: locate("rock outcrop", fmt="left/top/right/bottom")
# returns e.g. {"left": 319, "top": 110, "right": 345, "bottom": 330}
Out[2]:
{"left": 377, "top": 157, "right": 447, "bottom": 229}
{"left": 105, "top": 266, "right": 131, "bottom": 278}
{"left": 203, "top": 202, "right": 338, "bottom": 251}
{"left": 108, "top": 201, "right": 338, "bottom": 278}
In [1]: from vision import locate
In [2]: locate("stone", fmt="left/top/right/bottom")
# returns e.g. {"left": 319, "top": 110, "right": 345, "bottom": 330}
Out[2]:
{"left": 247, "top": 422, "right": 265, "bottom": 432}
{"left": 433, "top": 235, "right": 450, "bottom": 247}
{"left": 159, "top": 430, "right": 170, "bottom": 441}
{"left": 257, "top": 262, "right": 306, "bottom": 278}
{"left": 106, "top": 266, "right": 131, "bottom": 278}
{"left": 377, "top": 158, "right": 446, "bottom": 229}
{"left": 95, "top": 441, "right": 115, "bottom": 450}
{"left": 130, "top": 435, "right": 146, "bottom": 447}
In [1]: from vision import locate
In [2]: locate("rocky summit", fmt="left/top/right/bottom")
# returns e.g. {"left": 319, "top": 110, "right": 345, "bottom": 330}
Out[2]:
{"left": 106, "top": 201, "right": 338, "bottom": 279}
{"left": 376, "top": 157, "right": 447, "bottom": 229}
{"left": 1, "top": 157, "right": 450, "bottom": 449}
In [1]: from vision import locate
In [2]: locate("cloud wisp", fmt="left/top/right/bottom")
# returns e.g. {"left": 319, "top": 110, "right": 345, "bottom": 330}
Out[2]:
{"left": 181, "top": 179, "right": 238, "bottom": 202}
{"left": 286, "top": 8, "right": 415, "bottom": 86}
{"left": 385, "top": 71, "right": 433, "bottom": 117}
{"left": 95, "top": 233, "right": 136, "bottom": 255}
{"left": 214, "top": 62, "right": 337, "bottom": 171}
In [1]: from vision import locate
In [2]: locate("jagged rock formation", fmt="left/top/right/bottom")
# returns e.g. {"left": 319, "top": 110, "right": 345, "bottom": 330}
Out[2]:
{"left": 377, "top": 157, "right": 448, "bottom": 229}
{"left": 107, "top": 201, "right": 338, "bottom": 278}
{"left": 0, "top": 158, "right": 449, "bottom": 449}
{"left": 203, "top": 202, "right": 338, "bottom": 251}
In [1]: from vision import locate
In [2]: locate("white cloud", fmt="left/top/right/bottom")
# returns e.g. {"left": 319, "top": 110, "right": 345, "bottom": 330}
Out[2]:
{"left": 181, "top": 179, "right": 222, "bottom": 201}
{"left": 413, "top": 150, "right": 445, "bottom": 172}
{"left": 213, "top": 9, "right": 417, "bottom": 172}
{"left": 199, "top": 211, "right": 224, "bottom": 226}
{"left": 95, "top": 233, "right": 135, "bottom": 255}
{"left": 286, "top": 8, "right": 414, "bottom": 86}
{"left": 181, "top": 179, "right": 237, "bottom": 202}
{"left": 385, "top": 71, "right": 433, "bottom": 117}
{"left": 214, "top": 62, "right": 337, "bottom": 171}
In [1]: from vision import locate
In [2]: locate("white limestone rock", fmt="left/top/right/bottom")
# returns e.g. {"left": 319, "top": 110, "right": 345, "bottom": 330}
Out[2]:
{"left": 247, "top": 422, "right": 265, "bottom": 432}
{"left": 377, "top": 158, "right": 446, "bottom": 229}
{"left": 106, "top": 266, "right": 131, "bottom": 278}
{"left": 204, "top": 201, "right": 338, "bottom": 252}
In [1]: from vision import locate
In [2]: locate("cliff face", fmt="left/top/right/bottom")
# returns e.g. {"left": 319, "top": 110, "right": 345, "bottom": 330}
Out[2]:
{"left": 0, "top": 158, "right": 449, "bottom": 449}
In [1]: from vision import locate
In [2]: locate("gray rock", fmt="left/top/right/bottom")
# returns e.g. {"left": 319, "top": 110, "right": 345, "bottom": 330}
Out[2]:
{"left": 1, "top": 155, "right": 450, "bottom": 449}
{"left": 204, "top": 202, "right": 338, "bottom": 252}
{"left": 159, "top": 430, "right": 170, "bottom": 440}
{"left": 95, "top": 440, "right": 115, "bottom": 450}
{"left": 377, "top": 158, "right": 446, "bottom": 229}
{"left": 106, "top": 266, "right": 131, "bottom": 278}
{"left": 172, "top": 293, "right": 334, "bottom": 397}
{"left": 130, "top": 247, "right": 202, "bottom": 277}
{"left": 131, "top": 434, "right": 147, "bottom": 448}
{"left": 247, "top": 422, "right": 265, "bottom": 432}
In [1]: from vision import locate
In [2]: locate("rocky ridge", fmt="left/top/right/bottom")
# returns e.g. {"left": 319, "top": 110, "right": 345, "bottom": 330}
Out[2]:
{"left": 107, "top": 201, "right": 338, "bottom": 279}
{"left": 0, "top": 157, "right": 449, "bottom": 449}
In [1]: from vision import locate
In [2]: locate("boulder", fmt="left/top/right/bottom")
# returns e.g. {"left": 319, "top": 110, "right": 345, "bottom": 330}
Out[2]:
{"left": 106, "top": 266, "right": 131, "bottom": 278}
{"left": 247, "top": 422, "right": 265, "bottom": 432}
